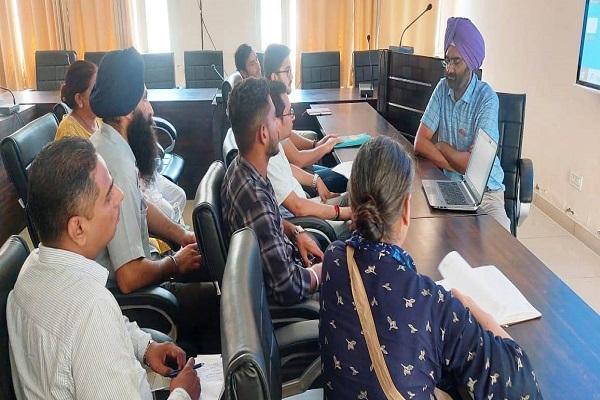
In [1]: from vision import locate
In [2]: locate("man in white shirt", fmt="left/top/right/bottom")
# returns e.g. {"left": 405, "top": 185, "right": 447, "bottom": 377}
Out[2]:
{"left": 267, "top": 81, "right": 351, "bottom": 238}
{"left": 7, "top": 137, "right": 200, "bottom": 399}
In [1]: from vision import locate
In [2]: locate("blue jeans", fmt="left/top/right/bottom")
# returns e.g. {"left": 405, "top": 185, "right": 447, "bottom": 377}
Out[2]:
{"left": 311, "top": 164, "right": 348, "bottom": 194}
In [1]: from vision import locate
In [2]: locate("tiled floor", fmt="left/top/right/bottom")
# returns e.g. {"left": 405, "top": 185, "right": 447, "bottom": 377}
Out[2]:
{"left": 518, "top": 205, "right": 600, "bottom": 314}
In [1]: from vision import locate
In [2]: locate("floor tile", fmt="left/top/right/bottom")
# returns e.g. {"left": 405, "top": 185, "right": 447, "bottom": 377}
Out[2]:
{"left": 519, "top": 235, "right": 600, "bottom": 279}
{"left": 517, "top": 204, "right": 570, "bottom": 239}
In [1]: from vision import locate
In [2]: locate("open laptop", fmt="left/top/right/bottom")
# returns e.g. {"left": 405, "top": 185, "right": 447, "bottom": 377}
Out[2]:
{"left": 422, "top": 128, "right": 498, "bottom": 211}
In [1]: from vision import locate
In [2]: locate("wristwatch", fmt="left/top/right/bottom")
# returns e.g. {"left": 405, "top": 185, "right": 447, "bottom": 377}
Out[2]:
{"left": 311, "top": 173, "right": 319, "bottom": 189}
{"left": 292, "top": 225, "right": 305, "bottom": 240}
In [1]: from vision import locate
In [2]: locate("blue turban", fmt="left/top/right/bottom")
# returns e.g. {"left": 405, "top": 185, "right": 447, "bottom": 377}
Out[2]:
{"left": 444, "top": 17, "right": 485, "bottom": 71}
{"left": 90, "top": 47, "right": 145, "bottom": 118}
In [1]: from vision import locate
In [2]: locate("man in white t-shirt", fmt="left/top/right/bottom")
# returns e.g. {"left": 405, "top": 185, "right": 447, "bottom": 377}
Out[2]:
{"left": 267, "top": 81, "right": 351, "bottom": 238}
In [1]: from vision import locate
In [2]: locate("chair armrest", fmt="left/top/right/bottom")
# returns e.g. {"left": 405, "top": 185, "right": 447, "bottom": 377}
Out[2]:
{"left": 287, "top": 216, "right": 336, "bottom": 243}
{"left": 154, "top": 116, "right": 177, "bottom": 153}
{"left": 141, "top": 328, "right": 173, "bottom": 343}
{"left": 519, "top": 158, "right": 534, "bottom": 203}
{"left": 269, "top": 298, "right": 320, "bottom": 326}
{"left": 111, "top": 285, "right": 178, "bottom": 314}
{"left": 275, "top": 320, "right": 319, "bottom": 357}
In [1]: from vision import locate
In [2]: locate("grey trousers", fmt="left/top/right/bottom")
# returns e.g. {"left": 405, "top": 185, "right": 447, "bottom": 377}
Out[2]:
{"left": 480, "top": 190, "right": 511, "bottom": 232}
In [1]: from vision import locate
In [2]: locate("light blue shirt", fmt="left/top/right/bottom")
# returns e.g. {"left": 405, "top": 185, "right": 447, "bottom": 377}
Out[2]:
{"left": 421, "top": 74, "right": 505, "bottom": 191}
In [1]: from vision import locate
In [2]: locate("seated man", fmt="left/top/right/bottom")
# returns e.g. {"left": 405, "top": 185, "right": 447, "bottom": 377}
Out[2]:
{"left": 267, "top": 80, "right": 351, "bottom": 238}
{"left": 235, "top": 43, "right": 262, "bottom": 79}
{"left": 263, "top": 43, "right": 348, "bottom": 194}
{"left": 414, "top": 17, "right": 511, "bottom": 231}
{"left": 221, "top": 77, "right": 323, "bottom": 306}
{"left": 7, "top": 137, "right": 200, "bottom": 400}
{"left": 89, "top": 48, "right": 219, "bottom": 351}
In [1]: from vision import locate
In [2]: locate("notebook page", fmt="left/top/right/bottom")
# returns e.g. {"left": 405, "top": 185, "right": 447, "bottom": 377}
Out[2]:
{"left": 437, "top": 251, "right": 506, "bottom": 322}
{"left": 471, "top": 266, "right": 541, "bottom": 326}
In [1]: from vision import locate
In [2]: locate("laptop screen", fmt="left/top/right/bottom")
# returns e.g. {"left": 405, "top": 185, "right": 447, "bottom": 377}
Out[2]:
{"left": 464, "top": 129, "right": 498, "bottom": 202}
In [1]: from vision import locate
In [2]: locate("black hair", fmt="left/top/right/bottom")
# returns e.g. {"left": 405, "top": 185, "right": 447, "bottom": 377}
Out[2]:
{"left": 227, "top": 77, "right": 271, "bottom": 155}
{"left": 263, "top": 43, "right": 290, "bottom": 80}
{"left": 60, "top": 60, "right": 97, "bottom": 109}
{"left": 28, "top": 137, "right": 99, "bottom": 243}
{"left": 234, "top": 43, "right": 253, "bottom": 73}
{"left": 269, "top": 80, "right": 288, "bottom": 117}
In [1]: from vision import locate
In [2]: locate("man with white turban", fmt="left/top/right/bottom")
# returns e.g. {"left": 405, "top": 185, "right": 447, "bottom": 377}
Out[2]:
{"left": 415, "top": 17, "right": 511, "bottom": 231}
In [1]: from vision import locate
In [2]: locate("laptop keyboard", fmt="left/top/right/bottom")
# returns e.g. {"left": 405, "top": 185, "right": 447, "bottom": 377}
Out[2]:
{"left": 437, "top": 181, "right": 469, "bottom": 205}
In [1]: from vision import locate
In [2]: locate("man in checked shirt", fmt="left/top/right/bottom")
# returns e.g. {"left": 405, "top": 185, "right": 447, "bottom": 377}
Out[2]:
{"left": 221, "top": 77, "right": 324, "bottom": 306}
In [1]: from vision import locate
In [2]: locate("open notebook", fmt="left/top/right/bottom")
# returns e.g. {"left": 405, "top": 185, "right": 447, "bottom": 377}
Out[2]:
{"left": 147, "top": 354, "right": 224, "bottom": 400}
{"left": 436, "top": 251, "right": 541, "bottom": 326}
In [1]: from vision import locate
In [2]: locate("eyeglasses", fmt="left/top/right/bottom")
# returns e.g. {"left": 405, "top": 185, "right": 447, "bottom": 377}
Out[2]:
{"left": 442, "top": 57, "right": 464, "bottom": 69}
{"left": 279, "top": 107, "right": 295, "bottom": 120}
{"left": 275, "top": 68, "right": 292, "bottom": 76}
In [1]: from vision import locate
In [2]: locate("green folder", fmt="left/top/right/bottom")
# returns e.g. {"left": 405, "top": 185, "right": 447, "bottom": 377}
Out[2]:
{"left": 334, "top": 133, "right": 371, "bottom": 148}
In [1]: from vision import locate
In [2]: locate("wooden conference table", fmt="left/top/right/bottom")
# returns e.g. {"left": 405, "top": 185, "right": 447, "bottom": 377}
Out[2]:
{"left": 313, "top": 102, "right": 600, "bottom": 398}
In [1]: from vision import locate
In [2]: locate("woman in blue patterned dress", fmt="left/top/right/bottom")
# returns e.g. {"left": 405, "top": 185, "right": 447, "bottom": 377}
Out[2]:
{"left": 319, "top": 136, "right": 542, "bottom": 399}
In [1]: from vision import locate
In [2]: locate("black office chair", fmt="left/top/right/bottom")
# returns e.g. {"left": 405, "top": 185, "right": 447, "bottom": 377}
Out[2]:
{"left": 35, "top": 50, "right": 76, "bottom": 90}
{"left": 0, "top": 236, "right": 29, "bottom": 400}
{"left": 153, "top": 116, "right": 184, "bottom": 184}
{"left": 353, "top": 50, "right": 380, "bottom": 87}
{"left": 142, "top": 53, "right": 176, "bottom": 89}
{"left": 0, "top": 113, "right": 57, "bottom": 246}
{"left": 184, "top": 50, "right": 224, "bottom": 89}
{"left": 83, "top": 51, "right": 108, "bottom": 66}
{"left": 300, "top": 51, "right": 340, "bottom": 89}
{"left": 497, "top": 93, "right": 533, "bottom": 236}
{"left": 221, "top": 228, "right": 322, "bottom": 399}
{"left": 52, "top": 102, "right": 71, "bottom": 123}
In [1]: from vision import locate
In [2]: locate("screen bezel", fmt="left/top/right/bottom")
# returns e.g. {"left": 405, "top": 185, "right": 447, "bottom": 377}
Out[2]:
{"left": 576, "top": 0, "right": 600, "bottom": 91}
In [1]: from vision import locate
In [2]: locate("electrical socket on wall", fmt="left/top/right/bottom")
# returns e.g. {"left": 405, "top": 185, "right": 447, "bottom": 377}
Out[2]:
{"left": 568, "top": 171, "right": 583, "bottom": 191}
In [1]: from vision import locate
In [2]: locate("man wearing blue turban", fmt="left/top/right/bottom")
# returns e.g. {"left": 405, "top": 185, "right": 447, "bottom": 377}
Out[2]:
{"left": 415, "top": 17, "right": 511, "bottom": 231}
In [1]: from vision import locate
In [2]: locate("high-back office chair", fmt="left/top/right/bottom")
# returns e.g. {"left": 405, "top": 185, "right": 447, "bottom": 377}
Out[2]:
{"left": 0, "top": 236, "right": 29, "bottom": 400}
{"left": 353, "top": 50, "right": 380, "bottom": 87}
{"left": 142, "top": 53, "right": 176, "bottom": 89}
{"left": 35, "top": 50, "right": 76, "bottom": 90}
{"left": 497, "top": 93, "right": 533, "bottom": 236}
{"left": 184, "top": 50, "right": 224, "bottom": 89}
{"left": 300, "top": 51, "right": 340, "bottom": 89}
{"left": 221, "top": 228, "right": 322, "bottom": 400}
{"left": 192, "top": 161, "right": 228, "bottom": 294}
{"left": 84, "top": 51, "right": 108, "bottom": 66}
{"left": 0, "top": 113, "right": 58, "bottom": 246}
{"left": 52, "top": 102, "right": 71, "bottom": 123}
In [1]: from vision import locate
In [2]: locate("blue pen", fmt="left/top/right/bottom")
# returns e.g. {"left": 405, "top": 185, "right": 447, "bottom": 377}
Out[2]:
{"left": 167, "top": 362, "right": 204, "bottom": 378}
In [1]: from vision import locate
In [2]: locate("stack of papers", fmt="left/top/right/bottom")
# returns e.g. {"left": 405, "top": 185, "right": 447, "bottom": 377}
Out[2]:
{"left": 334, "top": 133, "right": 371, "bottom": 148}
{"left": 306, "top": 107, "right": 332, "bottom": 116}
{"left": 148, "top": 354, "right": 224, "bottom": 399}
{"left": 331, "top": 161, "right": 353, "bottom": 179}
{"left": 436, "top": 252, "right": 541, "bottom": 326}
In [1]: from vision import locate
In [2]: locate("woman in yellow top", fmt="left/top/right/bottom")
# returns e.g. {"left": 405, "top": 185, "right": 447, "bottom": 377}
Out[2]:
{"left": 55, "top": 60, "right": 100, "bottom": 139}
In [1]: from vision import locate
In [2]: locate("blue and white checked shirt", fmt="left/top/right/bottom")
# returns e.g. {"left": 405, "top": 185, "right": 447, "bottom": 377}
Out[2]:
{"left": 421, "top": 74, "right": 505, "bottom": 191}
{"left": 221, "top": 155, "right": 312, "bottom": 306}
